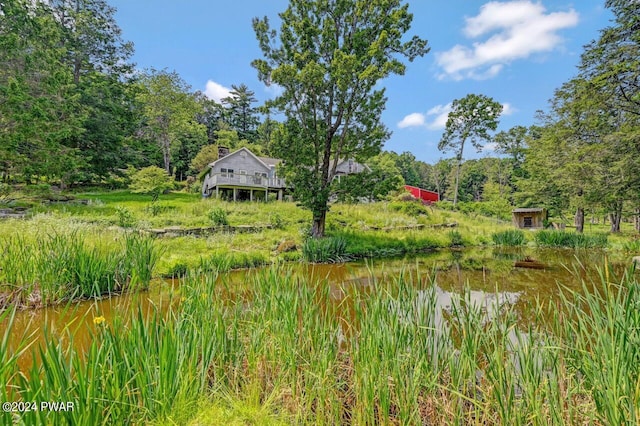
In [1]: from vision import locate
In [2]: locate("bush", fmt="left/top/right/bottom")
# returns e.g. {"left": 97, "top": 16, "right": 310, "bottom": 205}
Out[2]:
{"left": 128, "top": 166, "right": 174, "bottom": 198}
{"left": 208, "top": 208, "right": 229, "bottom": 226}
{"left": 492, "top": 230, "right": 526, "bottom": 246}
{"left": 389, "top": 200, "right": 429, "bottom": 217}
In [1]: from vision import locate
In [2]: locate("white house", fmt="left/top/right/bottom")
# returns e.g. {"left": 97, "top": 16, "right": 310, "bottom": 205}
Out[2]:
{"left": 201, "top": 147, "right": 369, "bottom": 201}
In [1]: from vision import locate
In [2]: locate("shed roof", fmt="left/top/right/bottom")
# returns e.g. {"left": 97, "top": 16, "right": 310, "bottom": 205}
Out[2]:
{"left": 512, "top": 208, "right": 545, "bottom": 213}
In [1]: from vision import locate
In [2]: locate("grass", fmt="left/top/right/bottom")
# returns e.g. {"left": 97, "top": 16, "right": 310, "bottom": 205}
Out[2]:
{"left": 491, "top": 229, "right": 526, "bottom": 246}
{"left": 2, "top": 263, "right": 639, "bottom": 424}
{"left": 0, "top": 229, "right": 159, "bottom": 307}
{"left": 535, "top": 230, "right": 609, "bottom": 248}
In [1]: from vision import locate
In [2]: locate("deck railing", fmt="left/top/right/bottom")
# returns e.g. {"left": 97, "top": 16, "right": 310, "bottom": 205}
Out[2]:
{"left": 206, "top": 173, "right": 286, "bottom": 189}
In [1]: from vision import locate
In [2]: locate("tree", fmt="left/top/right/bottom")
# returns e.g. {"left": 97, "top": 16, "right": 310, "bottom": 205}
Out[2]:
{"left": 48, "top": 0, "right": 137, "bottom": 182}
{"left": 438, "top": 94, "right": 502, "bottom": 207}
{"left": 0, "top": 0, "right": 85, "bottom": 185}
{"left": 136, "top": 69, "right": 207, "bottom": 174}
{"left": 221, "top": 84, "right": 260, "bottom": 141}
{"left": 128, "top": 166, "right": 174, "bottom": 200}
{"left": 494, "top": 125, "right": 529, "bottom": 176}
{"left": 252, "top": 0, "right": 428, "bottom": 237}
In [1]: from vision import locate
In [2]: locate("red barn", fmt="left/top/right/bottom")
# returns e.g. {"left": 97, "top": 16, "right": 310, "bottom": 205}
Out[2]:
{"left": 404, "top": 185, "right": 439, "bottom": 204}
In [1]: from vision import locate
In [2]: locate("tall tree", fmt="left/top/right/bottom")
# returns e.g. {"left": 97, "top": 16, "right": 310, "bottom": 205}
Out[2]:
{"left": 221, "top": 84, "right": 260, "bottom": 142}
{"left": 438, "top": 94, "right": 502, "bottom": 207}
{"left": 48, "top": 0, "right": 137, "bottom": 182}
{"left": 0, "top": 0, "right": 85, "bottom": 185}
{"left": 252, "top": 0, "right": 428, "bottom": 237}
{"left": 136, "top": 69, "right": 207, "bottom": 174}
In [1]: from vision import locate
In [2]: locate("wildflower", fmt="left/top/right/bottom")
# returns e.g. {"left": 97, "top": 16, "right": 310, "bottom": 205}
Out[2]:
{"left": 93, "top": 316, "right": 106, "bottom": 325}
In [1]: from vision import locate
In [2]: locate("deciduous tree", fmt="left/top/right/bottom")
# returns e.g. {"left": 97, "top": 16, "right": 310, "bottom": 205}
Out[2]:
{"left": 438, "top": 94, "right": 502, "bottom": 207}
{"left": 252, "top": 0, "right": 428, "bottom": 237}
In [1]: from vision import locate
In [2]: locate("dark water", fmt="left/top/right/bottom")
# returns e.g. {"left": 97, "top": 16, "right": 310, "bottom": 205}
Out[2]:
{"left": 0, "top": 247, "right": 630, "bottom": 370}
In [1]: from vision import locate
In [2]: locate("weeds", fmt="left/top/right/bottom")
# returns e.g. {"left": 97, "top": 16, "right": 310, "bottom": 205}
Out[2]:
{"left": 535, "top": 230, "right": 608, "bottom": 248}
{"left": 3, "top": 265, "right": 637, "bottom": 424}
{"left": 492, "top": 229, "right": 526, "bottom": 246}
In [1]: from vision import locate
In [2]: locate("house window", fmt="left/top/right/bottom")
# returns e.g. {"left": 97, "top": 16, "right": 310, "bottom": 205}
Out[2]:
{"left": 221, "top": 168, "right": 234, "bottom": 178}
{"left": 523, "top": 216, "right": 533, "bottom": 228}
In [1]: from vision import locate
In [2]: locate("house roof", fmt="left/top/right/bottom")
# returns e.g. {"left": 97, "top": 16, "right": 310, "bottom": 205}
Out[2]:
{"left": 257, "top": 156, "right": 281, "bottom": 167}
{"left": 208, "top": 147, "right": 274, "bottom": 170}
{"left": 512, "top": 208, "right": 545, "bottom": 213}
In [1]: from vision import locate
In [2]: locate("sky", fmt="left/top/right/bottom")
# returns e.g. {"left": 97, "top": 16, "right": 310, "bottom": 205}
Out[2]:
{"left": 110, "top": 0, "right": 612, "bottom": 164}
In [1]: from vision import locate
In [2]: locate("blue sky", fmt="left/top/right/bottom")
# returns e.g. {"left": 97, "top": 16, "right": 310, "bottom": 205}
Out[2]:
{"left": 110, "top": 0, "right": 611, "bottom": 164}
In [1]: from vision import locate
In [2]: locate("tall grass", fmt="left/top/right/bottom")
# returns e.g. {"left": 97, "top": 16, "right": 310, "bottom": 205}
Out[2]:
{"left": 492, "top": 229, "right": 526, "bottom": 246}
{"left": 302, "top": 236, "right": 350, "bottom": 263}
{"left": 2, "top": 264, "right": 638, "bottom": 424}
{"left": 535, "top": 230, "right": 608, "bottom": 248}
{"left": 0, "top": 231, "right": 159, "bottom": 306}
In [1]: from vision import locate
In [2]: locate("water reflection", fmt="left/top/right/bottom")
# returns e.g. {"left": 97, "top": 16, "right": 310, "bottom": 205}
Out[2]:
{"left": 1, "top": 247, "right": 626, "bottom": 371}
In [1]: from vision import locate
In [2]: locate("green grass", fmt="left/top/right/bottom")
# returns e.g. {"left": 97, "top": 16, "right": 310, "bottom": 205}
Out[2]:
{"left": 0, "top": 229, "right": 159, "bottom": 307}
{"left": 535, "top": 230, "right": 609, "bottom": 248}
{"left": 492, "top": 229, "right": 527, "bottom": 246}
{"left": 2, "top": 264, "right": 639, "bottom": 424}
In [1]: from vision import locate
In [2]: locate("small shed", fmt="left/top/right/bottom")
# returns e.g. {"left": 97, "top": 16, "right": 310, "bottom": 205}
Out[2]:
{"left": 512, "top": 208, "right": 547, "bottom": 229}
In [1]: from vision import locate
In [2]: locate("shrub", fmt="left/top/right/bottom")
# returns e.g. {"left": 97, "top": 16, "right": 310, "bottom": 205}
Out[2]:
{"left": 115, "top": 206, "right": 136, "bottom": 228}
{"left": 389, "top": 200, "right": 429, "bottom": 217}
{"left": 208, "top": 208, "right": 229, "bottom": 226}
{"left": 492, "top": 230, "right": 526, "bottom": 246}
{"left": 128, "top": 166, "right": 174, "bottom": 198}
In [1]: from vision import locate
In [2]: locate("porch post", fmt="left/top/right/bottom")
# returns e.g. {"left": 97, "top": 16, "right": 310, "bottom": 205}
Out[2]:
{"left": 250, "top": 189, "right": 253, "bottom": 202}
{"left": 233, "top": 188, "right": 237, "bottom": 202}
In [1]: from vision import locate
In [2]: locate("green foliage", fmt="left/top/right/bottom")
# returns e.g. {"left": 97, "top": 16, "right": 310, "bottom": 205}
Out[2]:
{"left": 208, "top": 207, "right": 229, "bottom": 227}
{"left": 252, "top": 0, "right": 429, "bottom": 237}
{"left": 190, "top": 145, "right": 218, "bottom": 174}
{"left": 491, "top": 230, "right": 526, "bottom": 246}
{"left": 389, "top": 200, "right": 429, "bottom": 217}
{"left": 128, "top": 166, "right": 174, "bottom": 197}
{"left": 448, "top": 230, "right": 464, "bottom": 247}
{"left": 438, "top": 94, "right": 503, "bottom": 207}
{"left": 115, "top": 206, "right": 136, "bottom": 228}
{"left": 0, "top": 231, "right": 159, "bottom": 305}
{"left": 535, "top": 230, "right": 608, "bottom": 248}
{"left": 269, "top": 213, "right": 284, "bottom": 230}
{"left": 302, "top": 236, "right": 349, "bottom": 263}
{"left": 6, "top": 264, "right": 639, "bottom": 424}
{"left": 136, "top": 69, "right": 207, "bottom": 174}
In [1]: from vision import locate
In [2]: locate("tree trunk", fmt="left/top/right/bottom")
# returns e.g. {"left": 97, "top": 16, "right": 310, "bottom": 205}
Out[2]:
{"left": 453, "top": 154, "right": 462, "bottom": 208}
{"left": 635, "top": 208, "right": 640, "bottom": 233}
{"left": 311, "top": 210, "right": 327, "bottom": 238}
{"left": 574, "top": 207, "right": 584, "bottom": 233}
{"left": 609, "top": 203, "right": 622, "bottom": 233}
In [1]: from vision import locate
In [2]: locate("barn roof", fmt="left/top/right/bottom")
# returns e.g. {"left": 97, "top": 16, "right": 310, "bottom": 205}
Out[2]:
{"left": 512, "top": 208, "right": 545, "bottom": 213}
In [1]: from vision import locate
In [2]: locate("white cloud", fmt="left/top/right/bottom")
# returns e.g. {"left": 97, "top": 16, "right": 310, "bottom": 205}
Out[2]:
{"left": 204, "top": 80, "right": 231, "bottom": 102}
{"left": 398, "top": 112, "right": 426, "bottom": 128}
{"left": 398, "top": 103, "right": 453, "bottom": 131}
{"left": 264, "top": 83, "right": 284, "bottom": 97}
{"left": 436, "top": 1, "right": 579, "bottom": 80}
{"left": 483, "top": 142, "right": 498, "bottom": 152}
{"left": 501, "top": 102, "right": 516, "bottom": 116}
{"left": 426, "top": 103, "right": 452, "bottom": 130}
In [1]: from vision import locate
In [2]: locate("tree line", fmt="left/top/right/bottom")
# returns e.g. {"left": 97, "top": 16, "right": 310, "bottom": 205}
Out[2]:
{"left": 1, "top": 0, "right": 638, "bottom": 235}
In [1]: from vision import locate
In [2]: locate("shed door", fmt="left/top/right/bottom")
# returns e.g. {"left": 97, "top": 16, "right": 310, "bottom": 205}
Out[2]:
{"left": 523, "top": 216, "right": 533, "bottom": 228}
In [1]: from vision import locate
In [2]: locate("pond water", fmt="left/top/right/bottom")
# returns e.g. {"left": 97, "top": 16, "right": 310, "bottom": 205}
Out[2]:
{"left": 0, "top": 247, "right": 630, "bottom": 371}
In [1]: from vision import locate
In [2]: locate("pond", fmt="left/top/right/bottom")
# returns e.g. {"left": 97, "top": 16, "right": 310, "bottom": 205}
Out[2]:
{"left": 0, "top": 246, "right": 628, "bottom": 372}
